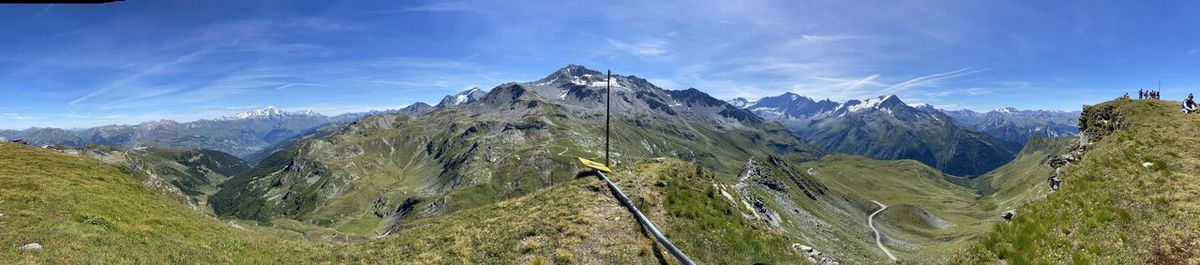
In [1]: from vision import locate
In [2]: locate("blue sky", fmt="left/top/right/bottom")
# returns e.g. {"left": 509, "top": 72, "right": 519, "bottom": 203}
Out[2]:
{"left": 1, "top": 0, "right": 1198, "bottom": 129}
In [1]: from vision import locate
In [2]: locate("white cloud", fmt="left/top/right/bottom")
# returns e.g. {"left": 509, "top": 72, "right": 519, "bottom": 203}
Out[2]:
{"left": 3, "top": 113, "right": 33, "bottom": 120}
{"left": 606, "top": 38, "right": 670, "bottom": 57}
{"left": 884, "top": 67, "right": 988, "bottom": 94}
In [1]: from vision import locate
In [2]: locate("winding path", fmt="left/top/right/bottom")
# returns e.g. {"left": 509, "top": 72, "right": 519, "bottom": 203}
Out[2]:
{"left": 869, "top": 200, "right": 898, "bottom": 262}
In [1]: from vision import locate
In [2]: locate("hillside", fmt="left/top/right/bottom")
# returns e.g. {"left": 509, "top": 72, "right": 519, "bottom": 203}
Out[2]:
{"left": 743, "top": 154, "right": 994, "bottom": 263}
{"left": 0, "top": 142, "right": 807, "bottom": 264}
{"left": 961, "top": 99, "right": 1200, "bottom": 263}
{"left": 329, "top": 158, "right": 801, "bottom": 264}
{"left": 969, "top": 137, "right": 1073, "bottom": 210}
{"left": 0, "top": 142, "right": 314, "bottom": 264}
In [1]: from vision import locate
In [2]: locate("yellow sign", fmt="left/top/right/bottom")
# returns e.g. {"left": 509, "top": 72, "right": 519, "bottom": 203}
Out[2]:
{"left": 578, "top": 157, "right": 612, "bottom": 173}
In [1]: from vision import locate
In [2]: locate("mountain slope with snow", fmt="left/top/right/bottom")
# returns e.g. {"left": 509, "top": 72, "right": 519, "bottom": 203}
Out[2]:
{"left": 941, "top": 108, "right": 1080, "bottom": 145}
{"left": 736, "top": 93, "right": 1019, "bottom": 177}
{"left": 436, "top": 87, "right": 487, "bottom": 108}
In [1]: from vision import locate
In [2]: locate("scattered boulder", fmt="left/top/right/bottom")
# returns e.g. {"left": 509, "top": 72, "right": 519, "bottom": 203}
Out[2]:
{"left": 1142, "top": 162, "right": 1154, "bottom": 168}
{"left": 1048, "top": 174, "right": 1062, "bottom": 192}
{"left": 793, "top": 243, "right": 814, "bottom": 253}
{"left": 19, "top": 243, "right": 42, "bottom": 251}
{"left": 228, "top": 220, "right": 245, "bottom": 230}
{"left": 792, "top": 243, "right": 840, "bottom": 264}
{"left": 1001, "top": 210, "right": 1016, "bottom": 223}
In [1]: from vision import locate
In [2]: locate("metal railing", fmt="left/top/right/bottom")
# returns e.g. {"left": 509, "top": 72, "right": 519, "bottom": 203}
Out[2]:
{"left": 595, "top": 170, "right": 695, "bottom": 265}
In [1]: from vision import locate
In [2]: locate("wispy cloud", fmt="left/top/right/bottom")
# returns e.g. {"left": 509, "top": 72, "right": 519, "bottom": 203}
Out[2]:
{"left": 798, "top": 34, "right": 870, "bottom": 44}
{"left": 33, "top": 4, "right": 53, "bottom": 18}
{"left": 67, "top": 47, "right": 218, "bottom": 114}
{"left": 272, "top": 83, "right": 324, "bottom": 90}
{"left": 369, "top": 2, "right": 484, "bottom": 14}
{"left": 3, "top": 113, "right": 33, "bottom": 120}
{"left": 606, "top": 38, "right": 670, "bottom": 57}
{"left": 99, "top": 88, "right": 184, "bottom": 110}
{"left": 817, "top": 74, "right": 884, "bottom": 90}
{"left": 884, "top": 67, "right": 988, "bottom": 94}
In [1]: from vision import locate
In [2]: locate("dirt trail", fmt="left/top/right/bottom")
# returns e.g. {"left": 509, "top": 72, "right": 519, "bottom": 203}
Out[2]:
{"left": 869, "top": 200, "right": 897, "bottom": 262}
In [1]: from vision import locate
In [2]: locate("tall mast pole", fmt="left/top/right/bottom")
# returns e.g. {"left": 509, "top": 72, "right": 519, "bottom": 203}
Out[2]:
{"left": 606, "top": 69, "right": 611, "bottom": 167}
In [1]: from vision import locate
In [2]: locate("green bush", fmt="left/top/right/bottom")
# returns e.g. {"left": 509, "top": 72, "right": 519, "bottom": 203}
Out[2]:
{"left": 80, "top": 213, "right": 115, "bottom": 230}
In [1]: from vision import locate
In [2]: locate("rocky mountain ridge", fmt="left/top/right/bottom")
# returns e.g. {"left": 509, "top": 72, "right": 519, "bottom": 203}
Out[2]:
{"left": 734, "top": 92, "right": 1019, "bottom": 176}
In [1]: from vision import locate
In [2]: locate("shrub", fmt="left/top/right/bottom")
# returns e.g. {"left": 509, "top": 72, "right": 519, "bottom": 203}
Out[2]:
{"left": 80, "top": 213, "right": 115, "bottom": 230}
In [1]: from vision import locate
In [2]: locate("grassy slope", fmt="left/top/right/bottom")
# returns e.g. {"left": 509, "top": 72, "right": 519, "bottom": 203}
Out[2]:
{"left": 329, "top": 159, "right": 800, "bottom": 264}
{"left": 1, "top": 143, "right": 802, "bottom": 264}
{"left": 212, "top": 97, "right": 820, "bottom": 236}
{"left": 971, "top": 137, "right": 1072, "bottom": 211}
{"left": 796, "top": 155, "right": 994, "bottom": 263}
{"left": 0, "top": 143, "right": 317, "bottom": 264}
{"left": 962, "top": 99, "right": 1200, "bottom": 264}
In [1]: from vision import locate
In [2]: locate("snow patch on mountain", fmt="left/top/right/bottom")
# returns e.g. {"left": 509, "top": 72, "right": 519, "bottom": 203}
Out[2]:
{"left": 437, "top": 87, "right": 487, "bottom": 108}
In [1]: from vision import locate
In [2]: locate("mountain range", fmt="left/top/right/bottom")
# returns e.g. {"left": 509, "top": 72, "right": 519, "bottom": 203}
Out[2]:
{"left": 732, "top": 94, "right": 1080, "bottom": 146}
{"left": 0, "top": 101, "right": 446, "bottom": 160}
{"left": 0, "top": 64, "right": 1107, "bottom": 264}
{"left": 732, "top": 92, "right": 1026, "bottom": 176}
{"left": 938, "top": 107, "right": 1080, "bottom": 144}
{"left": 209, "top": 64, "right": 824, "bottom": 231}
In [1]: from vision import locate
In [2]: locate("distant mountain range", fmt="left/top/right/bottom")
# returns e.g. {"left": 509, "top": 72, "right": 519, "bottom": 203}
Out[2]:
{"left": 731, "top": 93, "right": 1028, "bottom": 176}
{"left": 731, "top": 95, "right": 1080, "bottom": 147}
{"left": 0, "top": 96, "right": 462, "bottom": 160}
{"left": 936, "top": 107, "right": 1079, "bottom": 144}
{"left": 0, "top": 107, "right": 344, "bottom": 159}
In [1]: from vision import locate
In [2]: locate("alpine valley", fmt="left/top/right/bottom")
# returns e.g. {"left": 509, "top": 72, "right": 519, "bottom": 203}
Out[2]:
{"left": 5, "top": 65, "right": 1122, "bottom": 264}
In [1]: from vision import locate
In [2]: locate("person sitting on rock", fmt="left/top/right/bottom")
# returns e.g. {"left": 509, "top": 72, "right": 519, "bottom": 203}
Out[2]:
{"left": 1182, "top": 94, "right": 1197, "bottom": 114}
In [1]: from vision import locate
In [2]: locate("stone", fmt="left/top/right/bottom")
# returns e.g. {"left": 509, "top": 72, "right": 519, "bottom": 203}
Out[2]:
{"left": 19, "top": 243, "right": 42, "bottom": 251}
{"left": 228, "top": 221, "right": 245, "bottom": 230}
{"left": 1001, "top": 210, "right": 1016, "bottom": 223}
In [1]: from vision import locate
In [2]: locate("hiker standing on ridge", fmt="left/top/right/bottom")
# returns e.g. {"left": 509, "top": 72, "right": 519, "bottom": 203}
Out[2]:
{"left": 1140, "top": 89, "right": 1145, "bottom": 99}
{"left": 1183, "top": 94, "right": 1197, "bottom": 114}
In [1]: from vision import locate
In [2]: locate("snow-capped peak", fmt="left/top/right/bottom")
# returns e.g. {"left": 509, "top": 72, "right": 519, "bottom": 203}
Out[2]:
{"left": 222, "top": 106, "right": 320, "bottom": 120}
{"left": 727, "top": 97, "right": 756, "bottom": 108}
{"left": 437, "top": 87, "right": 488, "bottom": 108}
{"left": 847, "top": 95, "right": 902, "bottom": 112}
{"left": 994, "top": 107, "right": 1019, "bottom": 113}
